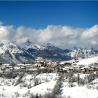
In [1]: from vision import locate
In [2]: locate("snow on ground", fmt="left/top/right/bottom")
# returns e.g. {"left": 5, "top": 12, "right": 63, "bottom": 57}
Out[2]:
{"left": 0, "top": 72, "right": 98, "bottom": 98}
{"left": 30, "top": 81, "right": 56, "bottom": 95}
{"left": 74, "top": 73, "right": 89, "bottom": 79}
{"left": 0, "top": 81, "right": 56, "bottom": 98}
{"left": 36, "top": 73, "right": 58, "bottom": 82}
{"left": 0, "top": 73, "right": 57, "bottom": 98}
{"left": 62, "top": 85, "right": 98, "bottom": 98}
{"left": 76, "top": 56, "right": 98, "bottom": 66}
{"left": 0, "top": 85, "right": 28, "bottom": 98}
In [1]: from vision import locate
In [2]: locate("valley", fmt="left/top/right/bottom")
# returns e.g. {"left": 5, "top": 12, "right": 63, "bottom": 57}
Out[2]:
{"left": 0, "top": 56, "right": 98, "bottom": 98}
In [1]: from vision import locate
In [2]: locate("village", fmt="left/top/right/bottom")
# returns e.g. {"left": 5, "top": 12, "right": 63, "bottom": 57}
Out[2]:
{"left": 0, "top": 57, "right": 98, "bottom": 78}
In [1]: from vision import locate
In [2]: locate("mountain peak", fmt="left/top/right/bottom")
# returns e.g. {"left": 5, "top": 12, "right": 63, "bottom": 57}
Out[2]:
{"left": 0, "top": 41, "right": 97, "bottom": 64}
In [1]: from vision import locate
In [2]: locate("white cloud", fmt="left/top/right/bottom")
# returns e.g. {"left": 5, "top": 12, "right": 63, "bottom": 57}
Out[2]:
{"left": 81, "top": 25, "right": 98, "bottom": 39}
{"left": 0, "top": 23, "right": 98, "bottom": 49}
{"left": 0, "top": 25, "right": 14, "bottom": 42}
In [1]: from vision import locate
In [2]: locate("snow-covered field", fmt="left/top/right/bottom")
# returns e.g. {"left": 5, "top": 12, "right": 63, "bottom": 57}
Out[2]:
{"left": 76, "top": 56, "right": 98, "bottom": 66}
{"left": 0, "top": 73, "right": 58, "bottom": 98}
{"left": 0, "top": 72, "right": 98, "bottom": 98}
{"left": 62, "top": 85, "right": 98, "bottom": 98}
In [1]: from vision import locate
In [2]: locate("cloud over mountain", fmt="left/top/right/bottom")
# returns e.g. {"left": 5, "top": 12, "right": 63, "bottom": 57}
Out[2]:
{"left": 0, "top": 23, "right": 98, "bottom": 48}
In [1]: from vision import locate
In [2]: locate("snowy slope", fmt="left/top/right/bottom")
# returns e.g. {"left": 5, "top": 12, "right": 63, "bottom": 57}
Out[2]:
{"left": 0, "top": 73, "right": 57, "bottom": 98}
{"left": 0, "top": 72, "right": 98, "bottom": 98}
{"left": 62, "top": 85, "right": 98, "bottom": 98}
{"left": 76, "top": 56, "right": 98, "bottom": 66}
{"left": 0, "top": 42, "right": 34, "bottom": 63}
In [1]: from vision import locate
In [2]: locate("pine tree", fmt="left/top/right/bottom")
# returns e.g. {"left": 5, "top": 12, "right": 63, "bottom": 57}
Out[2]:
{"left": 52, "top": 73, "right": 64, "bottom": 98}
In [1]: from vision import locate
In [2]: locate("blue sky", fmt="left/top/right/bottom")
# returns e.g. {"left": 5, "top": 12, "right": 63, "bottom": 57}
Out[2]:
{"left": 0, "top": 1, "right": 98, "bottom": 49}
{"left": 0, "top": 1, "right": 98, "bottom": 28}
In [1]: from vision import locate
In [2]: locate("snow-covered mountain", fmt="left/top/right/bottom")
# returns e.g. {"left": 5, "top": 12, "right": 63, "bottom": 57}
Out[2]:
{"left": 0, "top": 41, "right": 97, "bottom": 64}
{"left": 0, "top": 41, "right": 71, "bottom": 64}
{"left": 0, "top": 42, "right": 34, "bottom": 64}
{"left": 70, "top": 47, "right": 96, "bottom": 58}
